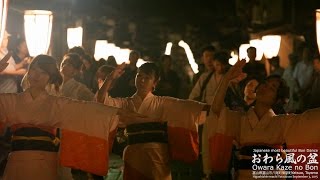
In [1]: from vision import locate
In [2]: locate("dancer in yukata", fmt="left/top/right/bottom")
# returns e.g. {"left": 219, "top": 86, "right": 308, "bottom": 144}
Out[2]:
{"left": 208, "top": 60, "right": 320, "bottom": 180}
{"left": 97, "top": 62, "right": 211, "bottom": 180}
{"left": 0, "top": 55, "right": 146, "bottom": 180}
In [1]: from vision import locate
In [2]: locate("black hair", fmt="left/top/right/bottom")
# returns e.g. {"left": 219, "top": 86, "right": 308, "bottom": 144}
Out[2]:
{"left": 213, "top": 51, "right": 230, "bottom": 66}
{"left": 201, "top": 45, "right": 215, "bottom": 55}
{"left": 243, "top": 77, "right": 260, "bottom": 93}
{"left": 313, "top": 54, "right": 320, "bottom": 61}
{"left": 138, "top": 63, "right": 160, "bottom": 81}
{"left": 106, "top": 56, "right": 118, "bottom": 67}
{"left": 288, "top": 53, "right": 298, "bottom": 61}
{"left": 96, "top": 65, "right": 114, "bottom": 80}
{"left": 29, "top": 55, "right": 63, "bottom": 92}
{"left": 68, "top": 46, "right": 86, "bottom": 57}
{"left": 63, "top": 53, "right": 82, "bottom": 70}
{"left": 129, "top": 50, "right": 140, "bottom": 58}
{"left": 160, "top": 55, "right": 172, "bottom": 62}
{"left": 253, "top": 75, "right": 289, "bottom": 114}
{"left": 14, "top": 38, "right": 26, "bottom": 52}
{"left": 269, "top": 56, "right": 280, "bottom": 67}
{"left": 266, "top": 75, "right": 289, "bottom": 107}
{"left": 82, "top": 54, "right": 93, "bottom": 63}
{"left": 247, "top": 46, "right": 256, "bottom": 53}
{"left": 160, "top": 55, "right": 172, "bottom": 69}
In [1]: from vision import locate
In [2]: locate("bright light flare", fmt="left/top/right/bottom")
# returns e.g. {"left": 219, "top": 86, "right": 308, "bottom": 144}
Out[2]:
{"left": 262, "top": 35, "right": 281, "bottom": 59}
{"left": 249, "top": 39, "right": 263, "bottom": 61}
{"left": 164, "top": 42, "right": 173, "bottom": 55}
{"left": 178, "top": 40, "right": 198, "bottom": 74}
{"left": 239, "top": 44, "right": 250, "bottom": 62}
{"left": 228, "top": 51, "right": 239, "bottom": 65}
{"left": 136, "top": 58, "right": 149, "bottom": 68}
{"left": 316, "top": 10, "right": 320, "bottom": 53}
{"left": 24, "top": 10, "right": 53, "bottom": 56}
{"left": 67, "top": 27, "right": 83, "bottom": 49}
{"left": 94, "top": 40, "right": 109, "bottom": 61}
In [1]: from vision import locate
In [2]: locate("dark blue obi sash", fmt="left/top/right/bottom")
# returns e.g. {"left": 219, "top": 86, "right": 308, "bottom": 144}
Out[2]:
{"left": 125, "top": 122, "right": 168, "bottom": 145}
{"left": 11, "top": 127, "right": 59, "bottom": 152}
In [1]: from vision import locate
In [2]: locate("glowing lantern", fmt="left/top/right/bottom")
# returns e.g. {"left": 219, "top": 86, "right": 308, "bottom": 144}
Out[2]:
{"left": 67, "top": 27, "right": 83, "bottom": 49}
{"left": 262, "top": 35, "right": 281, "bottom": 59}
{"left": 178, "top": 40, "right": 198, "bottom": 74}
{"left": 94, "top": 40, "right": 108, "bottom": 60}
{"left": 0, "top": 0, "right": 8, "bottom": 45}
{"left": 24, "top": 10, "right": 53, "bottom": 56}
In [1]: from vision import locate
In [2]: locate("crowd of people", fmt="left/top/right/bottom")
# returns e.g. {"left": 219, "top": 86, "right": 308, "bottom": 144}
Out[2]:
{"left": 0, "top": 33, "right": 320, "bottom": 180}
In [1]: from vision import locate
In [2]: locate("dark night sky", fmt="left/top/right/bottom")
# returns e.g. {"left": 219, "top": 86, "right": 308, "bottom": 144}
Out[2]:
{"left": 71, "top": 0, "right": 236, "bottom": 24}
{"left": 6, "top": 0, "right": 320, "bottom": 58}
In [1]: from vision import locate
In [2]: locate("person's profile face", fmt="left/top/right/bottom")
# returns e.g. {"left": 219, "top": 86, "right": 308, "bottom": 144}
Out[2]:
{"left": 244, "top": 79, "right": 259, "bottom": 99}
{"left": 60, "top": 57, "right": 76, "bottom": 77}
{"left": 313, "top": 58, "right": 320, "bottom": 72}
{"left": 202, "top": 51, "right": 214, "bottom": 70}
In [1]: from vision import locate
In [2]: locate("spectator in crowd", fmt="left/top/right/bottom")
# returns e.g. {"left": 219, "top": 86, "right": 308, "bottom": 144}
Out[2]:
{"left": 269, "top": 56, "right": 284, "bottom": 76}
{"left": 293, "top": 47, "right": 314, "bottom": 112}
{"left": 282, "top": 53, "right": 300, "bottom": 113}
{"left": 81, "top": 54, "right": 98, "bottom": 93}
{"left": 242, "top": 46, "right": 266, "bottom": 82}
{"left": 193, "top": 63, "right": 205, "bottom": 86}
{"left": 96, "top": 65, "right": 115, "bottom": 90}
{"left": 305, "top": 55, "right": 320, "bottom": 109}
{"left": 11, "top": 38, "right": 29, "bottom": 92}
{"left": 154, "top": 55, "right": 180, "bottom": 98}
{"left": 109, "top": 51, "right": 140, "bottom": 97}
{"left": 105, "top": 56, "right": 118, "bottom": 68}
{"left": 0, "top": 31, "right": 28, "bottom": 93}
{"left": 208, "top": 59, "right": 320, "bottom": 179}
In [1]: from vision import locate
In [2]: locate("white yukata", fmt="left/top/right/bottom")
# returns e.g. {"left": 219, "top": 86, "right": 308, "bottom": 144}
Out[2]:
{"left": 0, "top": 89, "right": 119, "bottom": 180}
{"left": 104, "top": 92, "right": 206, "bottom": 180}
{"left": 58, "top": 78, "right": 95, "bottom": 179}
{"left": 60, "top": 78, "right": 94, "bottom": 101}
{"left": 207, "top": 107, "right": 320, "bottom": 180}
{"left": 189, "top": 72, "right": 221, "bottom": 104}
{"left": 189, "top": 72, "right": 224, "bottom": 175}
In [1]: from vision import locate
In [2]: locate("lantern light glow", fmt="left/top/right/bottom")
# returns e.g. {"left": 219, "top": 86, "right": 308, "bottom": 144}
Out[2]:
{"left": 239, "top": 44, "right": 251, "bottom": 62}
{"left": 262, "top": 35, "right": 281, "bottom": 59}
{"left": 136, "top": 58, "right": 148, "bottom": 68}
{"left": 164, "top": 42, "right": 173, "bottom": 55}
{"left": 178, "top": 40, "right": 198, "bottom": 74}
{"left": 24, "top": 10, "right": 53, "bottom": 56}
{"left": 114, "top": 48, "right": 131, "bottom": 64}
{"left": 67, "top": 27, "right": 83, "bottom": 49}
{"left": 94, "top": 40, "right": 109, "bottom": 60}
{"left": 249, "top": 39, "right": 264, "bottom": 61}
{"left": 316, "top": 10, "right": 320, "bottom": 53}
{"left": 229, "top": 51, "right": 239, "bottom": 65}
{"left": 0, "top": 0, "right": 8, "bottom": 46}
{"left": 93, "top": 40, "right": 133, "bottom": 64}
